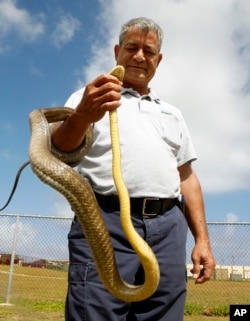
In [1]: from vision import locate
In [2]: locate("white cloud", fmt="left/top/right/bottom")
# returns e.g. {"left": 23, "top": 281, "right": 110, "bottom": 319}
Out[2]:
{"left": 226, "top": 212, "right": 239, "bottom": 223}
{"left": 0, "top": 215, "right": 70, "bottom": 260}
{"left": 0, "top": 0, "right": 45, "bottom": 47}
{"left": 79, "top": 0, "right": 250, "bottom": 194}
{"left": 0, "top": 216, "right": 37, "bottom": 254}
{"left": 49, "top": 192, "right": 74, "bottom": 218}
{"left": 223, "top": 213, "right": 238, "bottom": 249}
{"left": 51, "top": 13, "right": 81, "bottom": 48}
{"left": 0, "top": 1, "right": 80, "bottom": 52}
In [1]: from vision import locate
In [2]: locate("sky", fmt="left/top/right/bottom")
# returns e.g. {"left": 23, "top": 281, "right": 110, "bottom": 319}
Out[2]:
{"left": 0, "top": 0, "right": 250, "bottom": 261}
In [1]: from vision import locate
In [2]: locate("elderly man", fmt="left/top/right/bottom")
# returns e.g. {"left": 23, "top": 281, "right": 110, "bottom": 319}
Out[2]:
{"left": 52, "top": 17, "right": 215, "bottom": 321}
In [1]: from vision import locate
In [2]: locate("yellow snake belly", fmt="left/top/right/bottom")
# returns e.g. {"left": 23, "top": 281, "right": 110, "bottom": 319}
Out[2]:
{"left": 29, "top": 66, "right": 160, "bottom": 302}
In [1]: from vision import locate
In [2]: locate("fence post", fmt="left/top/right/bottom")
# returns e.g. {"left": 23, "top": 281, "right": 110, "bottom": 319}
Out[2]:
{"left": 6, "top": 215, "right": 20, "bottom": 304}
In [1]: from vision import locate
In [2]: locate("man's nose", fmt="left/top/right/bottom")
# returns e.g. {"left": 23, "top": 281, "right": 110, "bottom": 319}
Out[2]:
{"left": 134, "top": 49, "right": 145, "bottom": 61}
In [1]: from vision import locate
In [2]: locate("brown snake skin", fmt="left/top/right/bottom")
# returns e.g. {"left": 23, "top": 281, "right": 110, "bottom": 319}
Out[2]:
{"left": 28, "top": 66, "right": 160, "bottom": 302}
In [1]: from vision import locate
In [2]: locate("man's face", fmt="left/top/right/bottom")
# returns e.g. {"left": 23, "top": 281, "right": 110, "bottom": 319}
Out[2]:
{"left": 114, "top": 27, "right": 162, "bottom": 93}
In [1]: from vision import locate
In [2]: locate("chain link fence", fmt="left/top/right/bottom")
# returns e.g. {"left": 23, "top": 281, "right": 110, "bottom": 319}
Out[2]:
{"left": 0, "top": 213, "right": 250, "bottom": 310}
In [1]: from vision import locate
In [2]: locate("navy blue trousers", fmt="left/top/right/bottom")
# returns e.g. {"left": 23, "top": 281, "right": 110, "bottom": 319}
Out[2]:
{"left": 65, "top": 204, "right": 188, "bottom": 321}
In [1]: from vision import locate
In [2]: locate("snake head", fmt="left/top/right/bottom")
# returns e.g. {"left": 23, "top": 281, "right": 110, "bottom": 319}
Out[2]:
{"left": 109, "top": 65, "right": 125, "bottom": 82}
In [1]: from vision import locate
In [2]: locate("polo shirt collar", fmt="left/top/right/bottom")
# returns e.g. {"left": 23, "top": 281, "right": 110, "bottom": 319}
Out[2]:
{"left": 121, "top": 87, "right": 161, "bottom": 103}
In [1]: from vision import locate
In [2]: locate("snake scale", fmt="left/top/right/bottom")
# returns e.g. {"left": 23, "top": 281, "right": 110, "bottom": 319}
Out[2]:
{"left": 29, "top": 65, "right": 160, "bottom": 302}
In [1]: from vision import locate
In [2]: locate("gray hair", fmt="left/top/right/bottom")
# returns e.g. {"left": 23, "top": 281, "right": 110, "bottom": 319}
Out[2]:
{"left": 119, "top": 17, "right": 163, "bottom": 51}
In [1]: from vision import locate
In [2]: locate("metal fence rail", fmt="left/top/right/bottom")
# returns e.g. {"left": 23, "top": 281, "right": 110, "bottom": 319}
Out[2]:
{"left": 0, "top": 213, "right": 250, "bottom": 307}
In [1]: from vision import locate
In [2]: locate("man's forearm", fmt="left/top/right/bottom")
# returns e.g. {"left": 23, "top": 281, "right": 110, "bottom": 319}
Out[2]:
{"left": 179, "top": 164, "right": 210, "bottom": 242}
{"left": 51, "top": 111, "right": 89, "bottom": 152}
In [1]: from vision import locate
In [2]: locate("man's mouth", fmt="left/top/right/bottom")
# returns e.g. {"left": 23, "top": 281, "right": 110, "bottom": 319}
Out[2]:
{"left": 128, "top": 65, "right": 146, "bottom": 71}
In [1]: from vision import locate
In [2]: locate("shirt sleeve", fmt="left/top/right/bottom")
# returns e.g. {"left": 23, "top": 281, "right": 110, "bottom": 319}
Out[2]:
{"left": 177, "top": 115, "right": 197, "bottom": 167}
{"left": 64, "top": 88, "right": 85, "bottom": 108}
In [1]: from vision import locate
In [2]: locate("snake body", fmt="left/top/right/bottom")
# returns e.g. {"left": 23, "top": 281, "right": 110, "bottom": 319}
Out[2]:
{"left": 29, "top": 66, "right": 160, "bottom": 302}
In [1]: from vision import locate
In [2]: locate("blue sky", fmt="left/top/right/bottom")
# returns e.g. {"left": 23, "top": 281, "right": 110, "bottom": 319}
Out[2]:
{"left": 0, "top": 0, "right": 250, "bottom": 227}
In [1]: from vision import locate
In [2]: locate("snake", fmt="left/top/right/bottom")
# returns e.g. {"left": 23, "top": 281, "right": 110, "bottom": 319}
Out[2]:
{"left": 29, "top": 65, "right": 160, "bottom": 302}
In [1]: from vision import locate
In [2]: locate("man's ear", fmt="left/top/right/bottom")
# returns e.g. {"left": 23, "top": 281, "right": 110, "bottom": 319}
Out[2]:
{"left": 114, "top": 44, "right": 120, "bottom": 60}
{"left": 157, "top": 53, "right": 163, "bottom": 66}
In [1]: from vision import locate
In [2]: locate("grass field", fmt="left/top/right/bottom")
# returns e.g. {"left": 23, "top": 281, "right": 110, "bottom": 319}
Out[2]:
{"left": 0, "top": 265, "right": 249, "bottom": 320}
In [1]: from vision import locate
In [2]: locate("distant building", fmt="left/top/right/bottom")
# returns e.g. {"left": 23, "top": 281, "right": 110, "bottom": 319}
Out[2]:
{"left": 186, "top": 264, "right": 250, "bottom": 280}
{"left": 0, "top": 253, "right": 20, "bottom": 265}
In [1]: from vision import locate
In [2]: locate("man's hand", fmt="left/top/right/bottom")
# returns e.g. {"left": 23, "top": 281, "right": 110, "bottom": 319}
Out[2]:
{"left": 178, "top": 163, "right": 216, "bottom": 284}
{"left": 51, "top": 67, "right": 124, "bottom": 153}
{"left": 75, "top": 73, "right": 123, "bottom": 124}
{"left": 191, "top": 240, "right": 216, "bottom": 284}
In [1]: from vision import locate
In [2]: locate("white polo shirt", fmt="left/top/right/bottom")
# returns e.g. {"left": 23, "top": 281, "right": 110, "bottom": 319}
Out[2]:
{"left": 65, "top": 87, "right": 197, "bottom": 198}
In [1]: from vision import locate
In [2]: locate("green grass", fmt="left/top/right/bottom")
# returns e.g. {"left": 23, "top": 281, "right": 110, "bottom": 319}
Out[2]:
{"left": 184, "top": 279, "right": 250, "bottom": 320}
{"left": 1, "top": 265, "right": 250, "bottom": 320}
{"left": 0, "top": 265, "right": 67, "bottom": 302}
{"left": 187, "top": 279, "right": 250, "bottom": 305}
